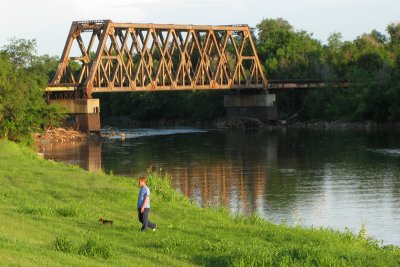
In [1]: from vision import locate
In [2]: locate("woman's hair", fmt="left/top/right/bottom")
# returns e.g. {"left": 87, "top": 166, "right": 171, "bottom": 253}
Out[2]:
{"left": 139, "top": 176, "right": 147, "bottom": 184}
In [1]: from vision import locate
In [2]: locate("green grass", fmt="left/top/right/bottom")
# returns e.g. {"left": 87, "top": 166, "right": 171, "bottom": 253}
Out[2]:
{"left": 0, "top": 140, "right": 398, "bottom": 266}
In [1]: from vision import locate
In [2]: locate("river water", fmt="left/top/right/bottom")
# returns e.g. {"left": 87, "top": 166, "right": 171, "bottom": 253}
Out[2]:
{"left": 38, "top": 128, "right": 400, "bottom": 246}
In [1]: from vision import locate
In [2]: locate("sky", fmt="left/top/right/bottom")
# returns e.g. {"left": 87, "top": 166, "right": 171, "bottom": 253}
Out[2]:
{"left": 0, "top": 0, "right": 399, "bottom": 56}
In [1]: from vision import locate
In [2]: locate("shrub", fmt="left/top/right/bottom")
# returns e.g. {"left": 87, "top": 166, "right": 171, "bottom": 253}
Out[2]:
{"left": 53, "top": 236, "right": 73, "bottom": 253}
{"left": 78, "top": 237, "right": 115, "bottom": 259}
{"left": 55, "top": 204, "right": 87, "bottom": 217}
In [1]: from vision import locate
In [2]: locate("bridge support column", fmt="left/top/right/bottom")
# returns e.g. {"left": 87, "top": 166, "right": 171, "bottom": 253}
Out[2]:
{"left": 224, "top": 93, "right": 277, "bottom": 123}
{"left": 49, "top": 99, "right": 101, "bottom": 132}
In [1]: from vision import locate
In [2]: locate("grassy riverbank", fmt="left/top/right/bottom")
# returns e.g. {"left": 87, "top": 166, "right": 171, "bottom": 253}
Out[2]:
{"left": 0, "top": 140, "right": 399, "bottom": 266}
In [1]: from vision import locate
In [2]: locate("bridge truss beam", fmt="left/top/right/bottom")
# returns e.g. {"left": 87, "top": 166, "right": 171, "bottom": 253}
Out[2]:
{"left": 47, "top": 20, "right": 267, "bottom": 98}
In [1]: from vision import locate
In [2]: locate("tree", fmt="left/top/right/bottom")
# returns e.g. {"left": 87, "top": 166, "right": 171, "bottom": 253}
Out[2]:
{"left": 256, "top": 18, "right": 325, "bottom": 80}
{"left": 2, "top": 38, "right": 37, "bottom": 68}
{"left": 387, "top": 23, "right": 400, "bottom": 67}
{"left": 300, "top": 24, "right": 399, "bottom": 123}
{"left": 256, "top": 18, "right": 327, "bottom": 116}
{"left": 0, "top": 39, "right": 65, "bottom": 143}
{"left": 387, "top": 23, "right": 400, "bottom": 45}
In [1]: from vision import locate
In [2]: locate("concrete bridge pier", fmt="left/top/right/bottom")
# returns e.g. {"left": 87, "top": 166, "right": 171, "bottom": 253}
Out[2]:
{"left": 49, "top": 99, "right": 101, "bottom": 132}
{"left": 224, "top": 93, "right": 278, "bottom": 123}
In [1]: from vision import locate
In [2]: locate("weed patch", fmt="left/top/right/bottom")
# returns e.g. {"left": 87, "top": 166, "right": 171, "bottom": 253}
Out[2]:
{"left": 78, "top": 237, "right": 115, "bottom": 259}
{"left": 20, "top": 204, "right": 53, "bottom": 216}
{"left": 55, "top": 204, "right": 87, "bottom": 217}
{"left": 53, "top": 236, "right": 73, "bottom": 253}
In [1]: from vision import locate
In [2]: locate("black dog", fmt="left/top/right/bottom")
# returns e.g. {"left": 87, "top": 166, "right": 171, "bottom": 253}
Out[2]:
{"left": 98, "top": 217, "right": 113, "bottom": 225}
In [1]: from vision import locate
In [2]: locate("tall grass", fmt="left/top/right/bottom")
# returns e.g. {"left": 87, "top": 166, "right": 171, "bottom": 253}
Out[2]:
{"left": 0, "top": 140, "right": 399, "bottom": 266}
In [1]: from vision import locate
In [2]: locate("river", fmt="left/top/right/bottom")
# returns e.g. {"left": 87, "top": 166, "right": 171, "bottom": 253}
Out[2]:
{"left": 38, "top": 128, "right": 400, "bottom": 246}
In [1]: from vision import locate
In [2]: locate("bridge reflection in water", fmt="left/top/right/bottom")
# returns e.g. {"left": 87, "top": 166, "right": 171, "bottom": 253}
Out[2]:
{"left": 169, "top": 160, "right": 268, "bottom": 214}
{"left": 167, "top": 132, "right": 278, "bottom": 214}
{"left": 39, "top": 141, "right": 102, "bottom": 172}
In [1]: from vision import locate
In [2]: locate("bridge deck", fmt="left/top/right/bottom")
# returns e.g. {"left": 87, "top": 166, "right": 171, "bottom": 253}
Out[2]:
{"left": 46, "top": 79, "right": 349, "bottom": 94}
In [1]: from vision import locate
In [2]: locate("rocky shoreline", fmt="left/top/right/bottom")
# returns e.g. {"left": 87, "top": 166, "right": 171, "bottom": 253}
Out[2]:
{"left": 102, "top": 116, "right": 269, "bottom": 130}
{"left": 285, "top": 121, "right": 400, "bottom": 132}
{"left": 102, "top": 116, "right": 400, "bottom": 132}
{"left": 101, "top": 116, "right": 215, "bottom": 128}
{"left": 33, "top": 127, "right": 89, "bottom": 144}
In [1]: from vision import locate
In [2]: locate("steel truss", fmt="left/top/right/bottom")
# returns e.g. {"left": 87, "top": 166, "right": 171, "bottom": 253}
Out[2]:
{"left": 48, "top": 20, "right": 267, "bottom": 98}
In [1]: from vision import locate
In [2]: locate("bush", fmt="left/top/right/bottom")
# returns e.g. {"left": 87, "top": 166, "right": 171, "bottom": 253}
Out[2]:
{"left": 55, "top": 204, "right": 87, "bottom": 217}
{"left": 78, "top": 237, "right": 115, "bottom": 259}
{"left": 53, "top": 236, "right": 73, "bottom": 253}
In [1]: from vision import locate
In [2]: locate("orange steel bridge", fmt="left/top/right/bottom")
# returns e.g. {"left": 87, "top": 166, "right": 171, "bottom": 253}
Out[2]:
{"left": 45, "top": 20, "right": 349, "bottom": 131}
{"left": 47, "top": 20, "right": 268, "bottom": 98}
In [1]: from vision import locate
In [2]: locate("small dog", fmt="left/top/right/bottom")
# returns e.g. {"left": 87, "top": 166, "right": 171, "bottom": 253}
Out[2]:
{"left": 98, "top": 217, "right": 113, "bottom": 225}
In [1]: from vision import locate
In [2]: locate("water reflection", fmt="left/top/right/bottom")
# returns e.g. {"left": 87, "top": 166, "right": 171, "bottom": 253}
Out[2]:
{"left": 38, "top": 129, "right": 400, "bottom": 245}
{"left": 167, "top": 131, "right": 276, "bottom": 215}
{"left": 169, "top": 160, "right": 268, "bottom": 215}
{"left": 40, "top": 140, "right": 102, "bottom": 172}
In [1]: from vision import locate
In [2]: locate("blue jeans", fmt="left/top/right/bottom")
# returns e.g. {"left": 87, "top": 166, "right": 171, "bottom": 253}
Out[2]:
{"left": 138, "top": 208, "right": 156, "bottom": 231}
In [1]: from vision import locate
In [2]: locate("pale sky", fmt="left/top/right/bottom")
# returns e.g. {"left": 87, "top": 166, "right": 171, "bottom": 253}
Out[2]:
{"left": 0, "top": 0, "right": 398, "bottom": 56}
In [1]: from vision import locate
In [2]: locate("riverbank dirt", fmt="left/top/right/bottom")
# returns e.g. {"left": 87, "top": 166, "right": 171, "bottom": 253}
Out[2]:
{"left": 32, "top": 127, "right": 88, "bottom": 144}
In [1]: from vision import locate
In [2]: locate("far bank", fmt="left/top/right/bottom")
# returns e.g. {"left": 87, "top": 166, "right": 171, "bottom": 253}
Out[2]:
{"left": 100, "top": 115, "right": 400, "bottom": 132}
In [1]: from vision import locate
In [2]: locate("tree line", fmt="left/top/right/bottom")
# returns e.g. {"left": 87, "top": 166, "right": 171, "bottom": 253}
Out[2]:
{"left": 98, "top": 18, "right": 400, "bottom": 123}
{"left": 258, "top": 19, "right": 400, "bottom": 122}
{"left": 1, "top": 18, "right": 400, "bottom": 141}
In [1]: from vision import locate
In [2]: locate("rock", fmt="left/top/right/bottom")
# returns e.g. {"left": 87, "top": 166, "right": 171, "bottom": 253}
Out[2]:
{"left": 222, "top": 117, "right": 266, "bottom": 129}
